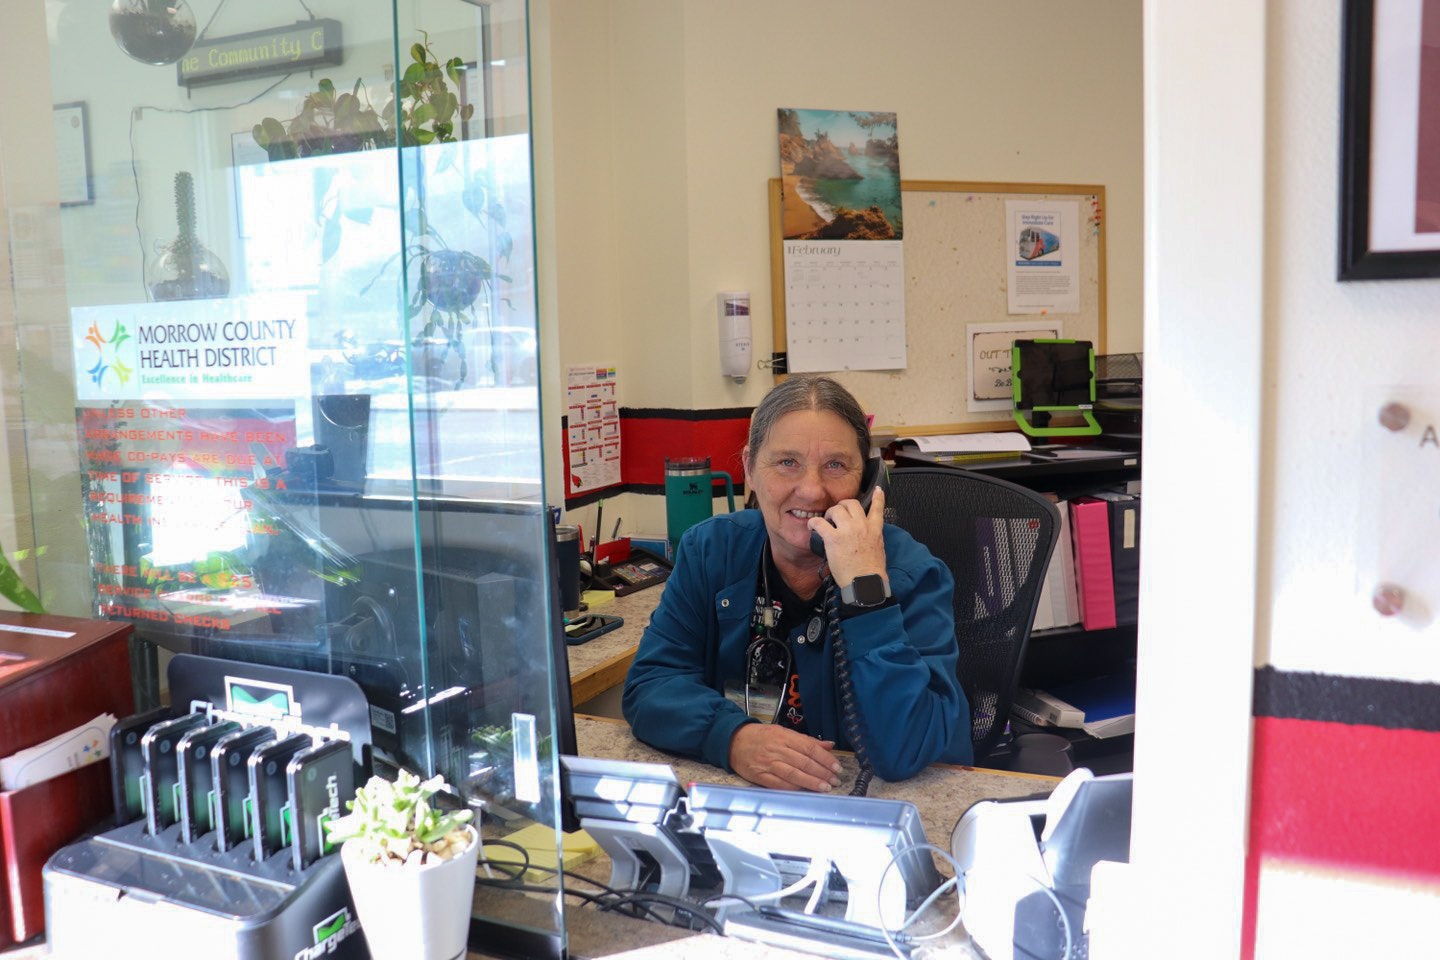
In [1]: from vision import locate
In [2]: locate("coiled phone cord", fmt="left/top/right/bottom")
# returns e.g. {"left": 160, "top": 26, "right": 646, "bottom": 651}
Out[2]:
{"left": 824, "top": 578, "right": 874, "bottom": 797}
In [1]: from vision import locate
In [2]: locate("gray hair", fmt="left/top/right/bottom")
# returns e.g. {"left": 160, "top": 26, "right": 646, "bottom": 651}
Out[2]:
{"left": 746, "top": 375, "right": 870, "bottom": 461}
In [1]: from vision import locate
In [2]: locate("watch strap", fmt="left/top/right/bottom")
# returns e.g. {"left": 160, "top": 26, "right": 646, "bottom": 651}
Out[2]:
{"left": 839, "top": 574, "right": 891, "bottom": 608}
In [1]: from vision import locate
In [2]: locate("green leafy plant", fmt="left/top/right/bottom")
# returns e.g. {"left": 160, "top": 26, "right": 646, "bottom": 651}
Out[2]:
{"left": 325, "top": 769, "right": 474, "bottom": 867}
{"left": 253, "top": 33, "right": 512, "bottom": 389}
{"left": 251, "top": 33, "right": 473, "bottom": 160}
{"left": 0, "top": 542, "right": 43, "bottom": 613}
{"left": 251, "top": 77, "right": 389, "bottom": 160}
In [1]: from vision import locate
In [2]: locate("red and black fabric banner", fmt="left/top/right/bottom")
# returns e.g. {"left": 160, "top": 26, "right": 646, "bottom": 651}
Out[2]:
{"left": 563, "top": 406, "right": 752, "bottom": 509}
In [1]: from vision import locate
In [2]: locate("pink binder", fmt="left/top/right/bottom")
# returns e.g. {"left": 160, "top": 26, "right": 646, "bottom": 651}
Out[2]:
{"left": 1069, "top": 497, "right": 1117, "bottom": 631}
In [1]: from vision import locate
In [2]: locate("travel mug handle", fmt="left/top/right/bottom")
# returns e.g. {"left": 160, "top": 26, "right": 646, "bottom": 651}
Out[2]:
{"left": 713, "top": 470, "right": 735, "bottom": 512}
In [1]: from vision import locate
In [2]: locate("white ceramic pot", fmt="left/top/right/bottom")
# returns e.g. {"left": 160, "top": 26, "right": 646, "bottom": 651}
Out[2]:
{"left": 341, "top": 825, "right": 480, "bottom": 960}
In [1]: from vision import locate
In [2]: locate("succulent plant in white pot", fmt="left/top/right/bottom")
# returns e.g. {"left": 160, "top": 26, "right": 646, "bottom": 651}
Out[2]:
{"left": 325, "top": 769, "right": 479, "bottom": 960}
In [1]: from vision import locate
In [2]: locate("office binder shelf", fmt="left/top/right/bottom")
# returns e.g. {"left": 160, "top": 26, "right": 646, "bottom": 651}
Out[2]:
{"left": 893, "top": 440, "right": 1141, "bottom": 773}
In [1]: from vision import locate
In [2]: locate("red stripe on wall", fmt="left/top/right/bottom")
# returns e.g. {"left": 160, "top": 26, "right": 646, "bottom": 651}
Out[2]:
{"left": 1249, "top": 716, "right": 1440, "bottom": 879}
{"left": 620, "top": 415, "right": 750, "bottom": 489}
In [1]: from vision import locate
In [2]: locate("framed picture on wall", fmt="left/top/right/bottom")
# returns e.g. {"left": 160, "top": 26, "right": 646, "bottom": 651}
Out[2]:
{"left": 1339, "top": 0, "right": 1440, "bottom": 279}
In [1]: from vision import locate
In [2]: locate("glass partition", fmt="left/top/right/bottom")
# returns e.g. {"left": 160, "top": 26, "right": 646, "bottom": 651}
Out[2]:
{"left": 5, "top": 0, "right": 565, "bottom": 952}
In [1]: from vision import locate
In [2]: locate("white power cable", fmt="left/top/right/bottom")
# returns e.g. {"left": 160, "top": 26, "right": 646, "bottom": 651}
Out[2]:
{"left": 877, "top": 842, "right": 967, "bottom": 960}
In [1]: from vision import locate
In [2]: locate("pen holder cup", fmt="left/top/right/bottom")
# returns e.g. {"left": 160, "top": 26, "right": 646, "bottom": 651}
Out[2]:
{"left": 664, "top": 457, "right": 735, "bottom": 552}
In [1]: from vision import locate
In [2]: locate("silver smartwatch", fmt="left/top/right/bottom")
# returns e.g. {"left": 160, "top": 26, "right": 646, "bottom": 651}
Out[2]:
{"left": 839, "top": 573, "right": 891, "bottom": 608}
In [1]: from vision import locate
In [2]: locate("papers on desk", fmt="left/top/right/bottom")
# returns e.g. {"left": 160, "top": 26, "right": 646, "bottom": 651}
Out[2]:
{"left": 0, "top": 713, "right": 116, "bottom": 791}
{"left": 1014, "top": 673, "right": 1135, "bottom": 739}
{"left": 897, "top": 432, "right": 1031, "bottom": 454}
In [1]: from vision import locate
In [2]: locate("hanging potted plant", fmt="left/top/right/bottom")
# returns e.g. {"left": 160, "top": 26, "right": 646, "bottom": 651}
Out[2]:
{"left": 325, "top": 769, "right": 478, "bottom": 960}
{"left": 365, "top": 190, "right": 511, "bottom": 390}
{"left": 252, "top": 35, "right": 512, "bottom": 389}
{"left": 108, "top": 0, "right": 197, "bottom": 66}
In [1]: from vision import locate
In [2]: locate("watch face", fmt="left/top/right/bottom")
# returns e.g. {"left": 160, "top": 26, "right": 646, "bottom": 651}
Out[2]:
{"left": 849, "top": 574, "right": 887, "bottom": 606}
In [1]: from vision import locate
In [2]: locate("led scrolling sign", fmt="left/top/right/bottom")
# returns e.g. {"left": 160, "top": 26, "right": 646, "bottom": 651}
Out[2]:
{"left": 175, "top": 19, "right": 343, "bottom": 88}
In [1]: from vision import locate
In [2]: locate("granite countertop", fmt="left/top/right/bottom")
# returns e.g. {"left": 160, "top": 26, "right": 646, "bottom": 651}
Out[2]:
{"left": 566, "top": 584, "right": 667, "bottom": 707}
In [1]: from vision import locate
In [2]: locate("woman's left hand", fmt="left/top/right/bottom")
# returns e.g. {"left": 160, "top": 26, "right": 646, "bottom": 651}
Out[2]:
{"left": 807, "top": 485, "right": 890, "bottom": 591}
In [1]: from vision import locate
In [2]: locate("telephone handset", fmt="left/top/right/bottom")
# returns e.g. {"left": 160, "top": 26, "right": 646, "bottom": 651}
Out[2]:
{"left": 807, "top": 451, "right": 886, "bottom": 798}
{"left": 809, "top": 454, "right": 885, "bottom": 558}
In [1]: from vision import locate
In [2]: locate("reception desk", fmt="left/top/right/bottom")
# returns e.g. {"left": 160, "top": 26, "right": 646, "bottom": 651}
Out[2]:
{"left": 469, "top": 715, "right": 1060, "bottom": 959}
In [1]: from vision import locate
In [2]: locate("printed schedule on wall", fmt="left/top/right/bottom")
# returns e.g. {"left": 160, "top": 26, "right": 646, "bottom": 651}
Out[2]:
{"left": 783, "top": 240, "right": 907, "bottom": 373}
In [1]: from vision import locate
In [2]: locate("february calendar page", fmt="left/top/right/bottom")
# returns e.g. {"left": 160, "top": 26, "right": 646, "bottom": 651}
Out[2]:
{"left": 783, "top": 239, "right": 907, "bottom": 373}
{"left": 777, "top": 107, "right": 909, "bottom": 374}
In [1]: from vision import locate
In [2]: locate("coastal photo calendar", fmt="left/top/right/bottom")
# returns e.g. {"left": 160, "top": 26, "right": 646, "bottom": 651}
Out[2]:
{"left": 777, "top": 108, "right": 907, "bottom": 373}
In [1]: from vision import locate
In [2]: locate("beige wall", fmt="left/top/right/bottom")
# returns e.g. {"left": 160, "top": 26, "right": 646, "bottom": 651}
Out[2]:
{"left": 0, "top": 0, "right": 61, "bottom": 607}
{"left": 534, "top": 0, "right": 1144, "bottom": 533}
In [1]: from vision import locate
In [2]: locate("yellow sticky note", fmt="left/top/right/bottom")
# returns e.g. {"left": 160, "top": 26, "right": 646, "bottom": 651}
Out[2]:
{"left": 482, "top": 823, "right": 601, "bottom": 882}
{"left": 581, "top": 589, "right": 615, "bottom": 608}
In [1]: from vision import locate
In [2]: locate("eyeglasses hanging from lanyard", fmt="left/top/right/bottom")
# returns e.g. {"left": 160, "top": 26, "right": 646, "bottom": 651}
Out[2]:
{"left": 743, "top": 542, "right": 790, "bottom": 724}
{"left": 743, "top": 633, "right": 791, "bottom": 724}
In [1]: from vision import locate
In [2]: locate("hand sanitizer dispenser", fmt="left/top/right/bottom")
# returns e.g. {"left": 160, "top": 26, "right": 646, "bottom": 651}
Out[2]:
{"left": 718, "top": 291, "right": 751, "bottom": 383}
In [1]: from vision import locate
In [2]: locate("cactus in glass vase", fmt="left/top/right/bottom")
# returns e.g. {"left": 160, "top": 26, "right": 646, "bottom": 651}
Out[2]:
{"left": 148, "top": 171, "right": 230, "bottom": 302}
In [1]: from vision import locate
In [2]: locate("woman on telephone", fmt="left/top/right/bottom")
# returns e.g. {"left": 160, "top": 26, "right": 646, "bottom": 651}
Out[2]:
{"left": 623, "top": 375, "right": 971, "bottom": 792}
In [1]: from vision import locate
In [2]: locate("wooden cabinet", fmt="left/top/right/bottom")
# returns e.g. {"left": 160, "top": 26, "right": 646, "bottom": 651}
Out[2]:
{"left": 0, "top": 613, "right": 134, "bottom": 944}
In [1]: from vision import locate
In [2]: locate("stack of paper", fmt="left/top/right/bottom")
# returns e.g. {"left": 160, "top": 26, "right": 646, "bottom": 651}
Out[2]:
{"left": 0, "top": 713, "right": 116, "bottom": 791}
{"left": 1032, "top": 493, "right": 1081, "bottom": 631}
{"left": 897, "top": 432, "right": 1032, "bottom": 454}
{"left": 1035, "top": 674, "right": 1136, "bottom": 740}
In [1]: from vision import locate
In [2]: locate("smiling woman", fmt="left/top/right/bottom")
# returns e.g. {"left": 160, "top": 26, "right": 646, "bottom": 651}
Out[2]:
{"left": 623, "top": 375, "right": 973, "bottom": 795}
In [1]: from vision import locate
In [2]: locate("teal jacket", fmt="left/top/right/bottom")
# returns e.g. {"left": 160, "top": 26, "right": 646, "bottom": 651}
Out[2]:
{"left": 622, "top": 509, "right": 972, "bottom": 780}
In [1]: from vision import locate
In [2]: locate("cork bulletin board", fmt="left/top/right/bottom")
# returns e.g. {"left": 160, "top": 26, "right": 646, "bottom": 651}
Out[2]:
{"left": 768, "top": 179, "right": 1107, "bottom": 437}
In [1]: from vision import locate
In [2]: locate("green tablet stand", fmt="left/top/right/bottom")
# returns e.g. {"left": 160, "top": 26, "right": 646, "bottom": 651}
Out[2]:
{"left": 1011, "top": 338, "right": 1103, "bottom": 437}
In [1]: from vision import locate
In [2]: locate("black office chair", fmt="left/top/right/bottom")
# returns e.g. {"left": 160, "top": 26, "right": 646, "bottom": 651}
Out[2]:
{"left": 885, "top": 466, "right": 1074, "bottom": 775}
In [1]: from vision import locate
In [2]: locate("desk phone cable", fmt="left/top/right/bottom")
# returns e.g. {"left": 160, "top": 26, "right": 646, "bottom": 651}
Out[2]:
{"left": 824, "top": 575, "right": 874, "bottom": 797}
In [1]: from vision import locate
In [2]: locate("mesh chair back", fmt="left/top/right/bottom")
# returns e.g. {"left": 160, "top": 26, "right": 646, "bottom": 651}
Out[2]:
{"left": 885, "top": 467, "right": 1061, "bottom": 762}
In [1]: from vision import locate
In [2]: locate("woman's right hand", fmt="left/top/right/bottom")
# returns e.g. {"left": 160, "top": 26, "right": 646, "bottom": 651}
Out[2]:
{"left": 728, "top": 723, "right": 844, "bottom": 792}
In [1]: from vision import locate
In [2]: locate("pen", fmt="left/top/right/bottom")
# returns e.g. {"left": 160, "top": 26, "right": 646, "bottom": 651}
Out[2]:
{"left": 610, "top": 518, "right": 622, "bottom": 541}
{"left": 592, "top": 500, "right": 604, "bottom": 552}
{"left": 932, "top": 453, "right": 1017, "bottom": 463}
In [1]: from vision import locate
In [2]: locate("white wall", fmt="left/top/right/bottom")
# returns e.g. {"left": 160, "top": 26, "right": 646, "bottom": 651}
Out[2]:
{"left": 1263, "top": 3, "right": 1440, "bottom": 682}
{"left": 1250, "top": 0, "right": 1440, "bottom": 952}
{"left": 1137, "top": 1, "right": 1440, "bottom": 955}
{"left": 534, "top": 0, "right": 1144, "bottom": 533}
{"left": 1132, "top": 0, "right": 1265, "bottom": 954}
